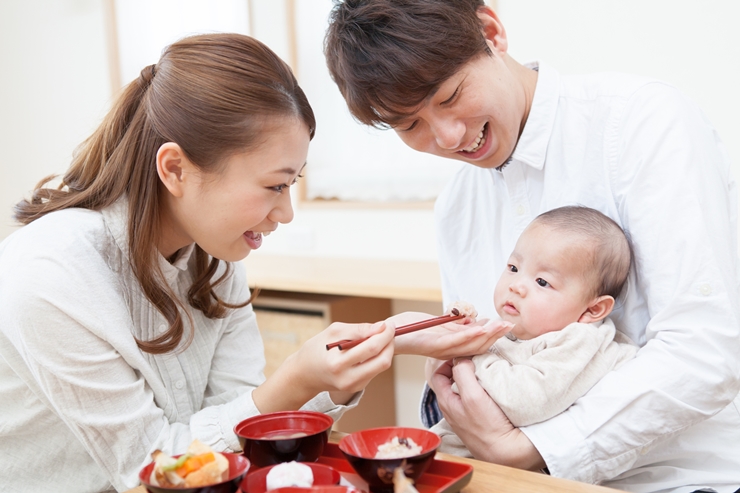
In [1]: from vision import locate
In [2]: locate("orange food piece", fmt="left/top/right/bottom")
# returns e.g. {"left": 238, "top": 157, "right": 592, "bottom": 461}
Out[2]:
{"left": 175, "top": 452, "right": 215, "bottom": 478}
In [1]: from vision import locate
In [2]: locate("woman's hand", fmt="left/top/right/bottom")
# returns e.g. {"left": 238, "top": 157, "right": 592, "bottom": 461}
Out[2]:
{"left": 431, "top": 358, "right": 546, "bottom": 471}
{"left": 395, "top": 316, "right": 512, "bottom": 359}
{"left": 253, "top": 320, "right": 395, "bottom": 413}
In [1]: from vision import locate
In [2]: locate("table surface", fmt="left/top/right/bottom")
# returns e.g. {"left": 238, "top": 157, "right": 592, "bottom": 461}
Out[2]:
{"left": 126, "top": 432, "right": 623, "bottom": 493}
{"left": 242, "top": 254, "right": 442, "bottom": 302}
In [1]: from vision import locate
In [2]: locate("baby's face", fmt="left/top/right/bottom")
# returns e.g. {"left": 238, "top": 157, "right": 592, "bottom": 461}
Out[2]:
{"left": 493, "top": 222, "right": 597, "bottom": 340}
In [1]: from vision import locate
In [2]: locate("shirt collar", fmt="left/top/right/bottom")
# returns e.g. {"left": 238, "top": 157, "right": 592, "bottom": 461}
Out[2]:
{"left": 507, "top": 61, "right": 561, "bottom": 171}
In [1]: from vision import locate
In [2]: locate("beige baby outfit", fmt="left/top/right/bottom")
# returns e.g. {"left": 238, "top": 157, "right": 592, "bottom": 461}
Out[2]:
{"left": 432, "top": 318, "right": 637, "bottom": 456}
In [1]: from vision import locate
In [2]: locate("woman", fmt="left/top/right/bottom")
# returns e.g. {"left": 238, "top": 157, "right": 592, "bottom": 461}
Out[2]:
{"left": 0, "top": 34, "right": 498, "bottom": 492}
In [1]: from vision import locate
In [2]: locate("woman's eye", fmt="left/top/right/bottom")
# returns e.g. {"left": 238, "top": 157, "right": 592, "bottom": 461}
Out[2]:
{"left": 508, "top": 264, "right": 518, "bottom": 273}
{"left": 536, "top": 278, "right": 550, "bottom": 287}
{"left": 270, "top": 174, "right": 303, "bottom": 193}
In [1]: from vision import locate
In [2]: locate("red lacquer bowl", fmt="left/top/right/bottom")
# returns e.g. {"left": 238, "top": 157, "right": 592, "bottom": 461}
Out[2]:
{"left": 235, "top": 411, "right": 333, "bottom": 469}
{"left": 242, "top": 461, "right": 341, "bottom": 493}
{"left": 139, "top": 452, "right": 250, "bottom": 493}
{"left": 338, "top": 427, "right": 440, "bottom": 493}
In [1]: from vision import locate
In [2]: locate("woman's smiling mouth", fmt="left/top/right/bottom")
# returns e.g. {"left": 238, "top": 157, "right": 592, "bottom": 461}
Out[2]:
{"left": 243, "top": 231, "right": 263, "bottom": 249}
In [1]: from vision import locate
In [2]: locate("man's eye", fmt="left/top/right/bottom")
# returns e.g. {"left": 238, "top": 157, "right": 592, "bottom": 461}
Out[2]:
{"left": 441, "top": 87, "right": 460, "bottom": 105}
{"left": 536, "top": 278, "right": 550, "bottom": 287}
{"left": 403, "top": 121, "right": 418, "bottom": 132}
{"left": 508, "top": 264, "right": 518, "bottom": 273}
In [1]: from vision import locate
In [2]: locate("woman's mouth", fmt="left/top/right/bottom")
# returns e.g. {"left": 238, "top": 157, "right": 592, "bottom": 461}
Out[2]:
{"left": 458, "top": 122, "right": 489, "bottom": 157}
{"left": 243, "top": 231, "right": 263, "bottom": 249}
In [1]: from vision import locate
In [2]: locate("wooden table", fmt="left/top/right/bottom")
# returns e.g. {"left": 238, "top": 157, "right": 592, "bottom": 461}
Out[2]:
{"left": 126, "top": 432, "right": 622, "bottom": 493}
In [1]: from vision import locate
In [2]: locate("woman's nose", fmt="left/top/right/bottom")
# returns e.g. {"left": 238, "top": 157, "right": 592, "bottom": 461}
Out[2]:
{"left": 270, "top": 190, "right": 294, "bottom": 224}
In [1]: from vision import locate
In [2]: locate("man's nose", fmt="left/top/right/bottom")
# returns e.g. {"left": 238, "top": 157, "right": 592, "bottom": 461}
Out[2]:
{"left": 431, "top": 118, "right": 465, "bottom": 150}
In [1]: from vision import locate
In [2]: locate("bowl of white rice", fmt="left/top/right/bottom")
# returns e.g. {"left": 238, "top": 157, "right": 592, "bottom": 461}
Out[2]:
{"left": 338, "top": 427, "right": 440, "bottom": 493}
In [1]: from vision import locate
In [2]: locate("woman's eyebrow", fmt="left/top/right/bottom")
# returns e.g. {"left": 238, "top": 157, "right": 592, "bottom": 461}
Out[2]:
{"left": 273, "top": 162, "right": 307, "bottom": 175}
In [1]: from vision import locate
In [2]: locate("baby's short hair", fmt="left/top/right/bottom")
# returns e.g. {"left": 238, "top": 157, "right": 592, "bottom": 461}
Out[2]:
{"left": 534, "top": 206, "right": 633, "bottom": 299}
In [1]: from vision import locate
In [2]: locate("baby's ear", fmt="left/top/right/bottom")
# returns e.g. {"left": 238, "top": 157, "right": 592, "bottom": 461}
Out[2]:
{"left": 578, "top": 295, "right": 615, "bottom": 324}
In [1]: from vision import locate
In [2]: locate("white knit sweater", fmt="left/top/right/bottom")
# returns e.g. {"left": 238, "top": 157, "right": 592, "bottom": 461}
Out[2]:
{"left": 0, "top": 199, "right": 353, "bottom": 492}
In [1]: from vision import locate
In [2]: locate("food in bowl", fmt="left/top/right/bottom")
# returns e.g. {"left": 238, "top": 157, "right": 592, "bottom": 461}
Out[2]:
{"left": 339, "top": 427, "right": 440, "bottom": 493}
{"left": 149, "top": 439, "right": 228, "bottom": 488}
{"left": 243, "top": 461, "right": 342, "bottom": 493}
{"left": 374, "top": 437, "right": 422, "bottom": 459}
{"left": 266, "top": 461, "right": 314, "bottom": 489}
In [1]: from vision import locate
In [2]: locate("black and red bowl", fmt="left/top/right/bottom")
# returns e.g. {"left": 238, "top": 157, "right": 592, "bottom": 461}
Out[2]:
{"left": 338, "top": 427, "right": 440, "bottom": 493}
{"left": 139, "top": 452, "right": 249, "bottom": 493}
{"left": 242, "top": 461, "right": 341, "bottom": 493}
{"left": 234, "top": 411, "right": 333, "bottom": 469}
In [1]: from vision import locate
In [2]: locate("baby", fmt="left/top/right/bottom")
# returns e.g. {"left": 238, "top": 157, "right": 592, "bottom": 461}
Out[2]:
{"left": 432, "top": 205, "right": 638, "bottom": 457}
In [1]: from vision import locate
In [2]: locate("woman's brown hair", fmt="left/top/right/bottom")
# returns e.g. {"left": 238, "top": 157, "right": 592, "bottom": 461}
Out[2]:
{"left": 325, "top": 0, "right": 489, "bottom": 128}
{"left": 14, "top": 33, "right": 316, "bottom": 354}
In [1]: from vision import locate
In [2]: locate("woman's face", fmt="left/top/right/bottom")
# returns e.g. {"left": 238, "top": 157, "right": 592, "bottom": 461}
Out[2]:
{"left": 159, "top": 116, "right": 310, "bottom": 262}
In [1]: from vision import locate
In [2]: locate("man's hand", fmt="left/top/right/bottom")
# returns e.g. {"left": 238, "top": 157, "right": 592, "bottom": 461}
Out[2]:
{"left": 431, "top": 358, "right": 546, "bottom": 471}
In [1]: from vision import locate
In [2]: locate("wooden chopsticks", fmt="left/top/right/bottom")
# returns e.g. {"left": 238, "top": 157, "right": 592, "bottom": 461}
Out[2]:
{"left": 325, "top": 308, "right": 463, "bottom": 351}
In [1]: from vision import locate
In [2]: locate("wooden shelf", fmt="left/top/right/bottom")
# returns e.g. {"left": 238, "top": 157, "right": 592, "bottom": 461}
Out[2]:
{"left": 242, "top": 254, "right": 442, "bottom": 302}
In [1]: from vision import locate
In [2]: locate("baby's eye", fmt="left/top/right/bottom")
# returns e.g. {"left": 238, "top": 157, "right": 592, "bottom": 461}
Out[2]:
{"left": 536, "top": 278, "right": 550, "bottom": 287}
{"left": 507, "top": 264, "right": 518, "bottom": 273}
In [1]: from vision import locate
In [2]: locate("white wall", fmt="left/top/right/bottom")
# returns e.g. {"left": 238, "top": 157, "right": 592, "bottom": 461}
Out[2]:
{"left": 0, "top": 0, "right": 112, "bottom": 240}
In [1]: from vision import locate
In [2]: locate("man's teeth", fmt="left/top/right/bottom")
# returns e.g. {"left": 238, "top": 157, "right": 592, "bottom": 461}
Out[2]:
{"left": 462, "top": 125, "right": 486, "bottom": 153}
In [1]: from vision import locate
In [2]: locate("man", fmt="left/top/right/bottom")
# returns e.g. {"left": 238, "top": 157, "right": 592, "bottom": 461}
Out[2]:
{"left": 325, "top": 1, "right": 740, "bottom": 492}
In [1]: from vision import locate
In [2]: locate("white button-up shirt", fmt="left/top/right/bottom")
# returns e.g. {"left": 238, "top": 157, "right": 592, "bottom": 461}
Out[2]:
{"left": 0, "top": 200, "right": 354, "bottom": 493}
{"left": 435, "top": 62, "right": 740, "bottom": 492}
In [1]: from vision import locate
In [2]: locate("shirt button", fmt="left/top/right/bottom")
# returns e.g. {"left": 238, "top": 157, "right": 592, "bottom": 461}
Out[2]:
{"left": 515, "top": 204, "right": 525, "bottom": 215}
{"left": 175, "top": 381, "right": 185, "bottom": 390}
{"left": 159, "top": 324, "right": 167, "bottom": 333}
{"left": 699, "top": 283, "right": 712, "bottom": 296}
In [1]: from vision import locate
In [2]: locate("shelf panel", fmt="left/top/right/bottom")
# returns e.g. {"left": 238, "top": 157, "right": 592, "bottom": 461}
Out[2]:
{"left": 242, "top": 254, "right": 442, "bottom": 302}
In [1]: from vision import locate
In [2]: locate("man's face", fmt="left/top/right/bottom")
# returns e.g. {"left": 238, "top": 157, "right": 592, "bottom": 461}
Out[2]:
{"left": 389, "top": 47, "right": 530, "bottom": 169}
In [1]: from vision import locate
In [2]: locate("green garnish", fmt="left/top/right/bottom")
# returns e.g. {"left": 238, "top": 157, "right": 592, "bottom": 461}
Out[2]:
{"left": 161, "top": 453, "right": 191, "bottom": 471}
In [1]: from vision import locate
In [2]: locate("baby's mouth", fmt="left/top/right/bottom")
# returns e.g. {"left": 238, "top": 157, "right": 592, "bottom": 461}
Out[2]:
{"left": 502, "top": 301, "right": 519, "bottom": 315}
